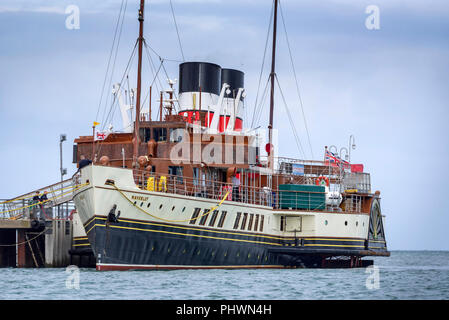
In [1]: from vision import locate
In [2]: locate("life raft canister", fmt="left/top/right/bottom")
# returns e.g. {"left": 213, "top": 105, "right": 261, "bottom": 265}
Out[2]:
{"left": 158, "top": 176, "right": 167, "bottom": 192}
{"left": 146, "top": 177, "right": 155, "bottom": 191}
{"left": 315, "top": 176, "right": 329, "bottom": 187}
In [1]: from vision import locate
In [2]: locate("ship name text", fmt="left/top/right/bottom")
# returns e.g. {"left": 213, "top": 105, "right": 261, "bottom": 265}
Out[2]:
{"left": 131, "top": 195, "right": 148, "bottom": 201}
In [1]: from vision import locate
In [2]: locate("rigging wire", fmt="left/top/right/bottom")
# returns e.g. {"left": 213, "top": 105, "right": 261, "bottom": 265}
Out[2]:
{"left": 279, "top": 0, "right": 314, "bottom": 159}
{"left": 99, "top": 40, "right": 138, "bottom": 139}
{"left": 253, "top": 75, "right": 271, "bottom": 127}
{"left": 95, "top": 0, "right": 127, "bottom": 123}
{"left": 251, "top": 1, "right": 274, "bottom": 128}
{"left": 141, "top": 58, "right": 164, "bottom": 116}
{"left": 101, "top": 0, "right": 129, "bottom": 132}
{"left": 143, "top": 41, "right": 165, "bottom": 97}
{"left": 95, "top": 42, "right": 137, "bottom": 158}
{"left": 275, "top": 74, "right": 306, "bottom": 159}
{"left": 169, "top": 0, "right": 185, "bottom": 62}
{"left": 144, "top": 41, "right": 182, "bottom": 113}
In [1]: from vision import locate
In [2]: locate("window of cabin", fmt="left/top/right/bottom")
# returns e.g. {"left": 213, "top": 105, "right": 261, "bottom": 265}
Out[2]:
{"left": 153, "top": 128, "right": 167, "bottom": 142}
{"left": 240, "top": 213, "right": 248, "bottom": 230}
{"left": 140, "top": 128, "right": 152, "bottom": 143}
{"left": 169, "top": 166, "right": 183, "bottom": 183}
{"left": 169, "top": 128, "right": 185, "bottom": 143}
{"left": 248, "top": 214, "right": 254, "bottom": 231}
{"left": 189, "top": 208, "right": 201, "bottom": 225}
{"left": 254, "top": 214, "right": 259, "bottom": 232}
{"left": 260, "top": 215, "right": 264, "bottom": 232}
{"left": 208, "top": 210, "right": 219, "bottom": 227}
{"left": 193, "top": 168, "right": 199, "bottom": 187}
{"left": 198, "top": 209, "right": 209, "bottom": 226}
{"left": 233, "top": 212, "right": 242, "bottom": 230}
{"left": 217, "top": 211, "right": 227, "bottom": 228}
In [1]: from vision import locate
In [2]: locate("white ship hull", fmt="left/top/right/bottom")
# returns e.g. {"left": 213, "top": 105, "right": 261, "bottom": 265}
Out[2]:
{"left": 73, "top": 165, "right": 388, "bottom": 270}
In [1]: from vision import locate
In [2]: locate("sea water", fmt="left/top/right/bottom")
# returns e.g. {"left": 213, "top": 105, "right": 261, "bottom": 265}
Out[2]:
{"left": 0, "top": 251, "right": 448, "bottom": 300}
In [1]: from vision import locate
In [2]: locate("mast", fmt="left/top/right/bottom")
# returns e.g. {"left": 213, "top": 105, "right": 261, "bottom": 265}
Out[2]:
{"left": 133, "top": 0, "right": 145, "bottom": 165}
{"left": 268, "top": 0, "right": 278, "bottom": 169}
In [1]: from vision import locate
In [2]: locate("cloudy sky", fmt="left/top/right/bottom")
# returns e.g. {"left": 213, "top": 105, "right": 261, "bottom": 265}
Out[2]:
{"left": 0, "top": 0, "right": 448, "bottom": 250}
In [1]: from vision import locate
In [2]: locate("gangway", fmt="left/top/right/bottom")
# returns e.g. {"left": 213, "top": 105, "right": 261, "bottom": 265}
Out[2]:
{"left": 0, "top": 178, "right": 90, "bottom": 268}
{"left": 0, "top": 178, "right": 84, "bottom": 221}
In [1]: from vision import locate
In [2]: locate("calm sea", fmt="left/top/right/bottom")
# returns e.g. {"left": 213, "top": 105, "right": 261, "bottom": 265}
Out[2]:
{"left": 0, "top": 251, "right": 448, "bottom": 300}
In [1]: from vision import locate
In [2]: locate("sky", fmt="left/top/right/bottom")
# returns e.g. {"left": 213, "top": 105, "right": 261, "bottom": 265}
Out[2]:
{"left": 0, "top": 0, "right": 448, "bottom": 250}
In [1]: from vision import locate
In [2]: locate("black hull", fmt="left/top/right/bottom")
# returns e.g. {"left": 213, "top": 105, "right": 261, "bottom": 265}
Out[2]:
{"left": 83, "top": 215, "right": 389, "bottom": 270}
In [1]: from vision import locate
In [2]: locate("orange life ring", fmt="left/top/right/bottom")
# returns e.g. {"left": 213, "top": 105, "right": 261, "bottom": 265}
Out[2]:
{"left": 315, "top": 176, "right": 329, "bottom": 187}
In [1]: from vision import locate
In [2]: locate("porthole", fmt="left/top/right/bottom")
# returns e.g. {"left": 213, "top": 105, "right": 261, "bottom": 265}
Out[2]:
{"left": 167, "top": 248, "right": 171, "bottom": 253}
{"left": 133, "top": 201, "right": 137, "bottom": 205}
{"left": 356, "top": 221, "right": 359, "bottom": 227}
{"left": 182, "top": 207, "right": 186, "bottom": 212}
{"left": 140, "top": 202, "right": 143, "bottom": 207}
{"left": 345, "top": 221, "right": 348, "bottom": 226}
{"left": 224, "top": 252, "right": 227, "bottom": 257}
{"left": 325, "top": 220, "right": 328, "bottom": 226}
{"left": 159, "top": 204, "right": 163, "bottom": 210}
{"left": 247, "top": 253, "right": 251, "bottom": 258}
{"left": 197, "top": 250, "right": 201, "bottom": 255}
{"left": 147, "top": 203, "right": 151, "bottom": 208}
{"left": 236, "top": 252, "right": 240, "bottom": 257}
{"left": 172, "top": 206, "right": 175, "bottom": 211}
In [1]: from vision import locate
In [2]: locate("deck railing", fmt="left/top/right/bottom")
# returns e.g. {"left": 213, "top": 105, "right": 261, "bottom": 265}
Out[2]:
{"left": 132, "top": 169, "right": 331, "bottom": 211}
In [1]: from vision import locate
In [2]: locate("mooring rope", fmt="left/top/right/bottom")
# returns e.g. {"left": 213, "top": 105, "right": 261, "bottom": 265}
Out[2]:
{"left": 111, "top": 183, "right": 230, "bottom": 223}
{"left": 0, "top": 228, "right": 47, "bottom": 247}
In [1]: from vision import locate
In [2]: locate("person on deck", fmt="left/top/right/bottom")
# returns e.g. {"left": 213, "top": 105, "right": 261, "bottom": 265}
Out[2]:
{"left": 232, "top": 172, "right": 241, "bottom": 202}
{"left": 78, "top": 155, "right": 92, "bottom": 170}
{"left": 30, "top": 191, "right": 40, "bottom": 220}
{"left": 40, "top": 191, "right": 48, "bottom": 203}
{"left": 38, "top": 191, "right": 49, "bottom": 221}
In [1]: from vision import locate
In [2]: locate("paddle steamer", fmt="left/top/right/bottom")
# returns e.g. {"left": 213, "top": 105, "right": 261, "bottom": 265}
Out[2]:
{"left": 72, "top": 0, "right": 389, "bottom": 270}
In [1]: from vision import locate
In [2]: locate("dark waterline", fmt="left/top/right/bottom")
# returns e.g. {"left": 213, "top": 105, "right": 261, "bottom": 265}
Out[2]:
{"left": 0, "top": 251, "right": 448, "bottom": 300}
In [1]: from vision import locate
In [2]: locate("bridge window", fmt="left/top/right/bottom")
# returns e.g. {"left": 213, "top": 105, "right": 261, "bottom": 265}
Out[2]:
{"left": 140, "top": 128, "right": 151, "bottom": 143}
{"left": 153, "top": 128, "right": 167, "bottom": 142}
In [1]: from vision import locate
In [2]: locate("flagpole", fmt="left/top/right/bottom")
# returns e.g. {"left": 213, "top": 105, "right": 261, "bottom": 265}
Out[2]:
{"left": 92, "top": 124, "right": 95, "bottom": 162}
{"left": 92, "top": 121, "right": 100, "bottom": 162}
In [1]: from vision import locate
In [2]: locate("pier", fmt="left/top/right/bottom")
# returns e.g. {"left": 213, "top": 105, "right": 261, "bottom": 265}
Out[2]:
{"left": 0, "top": 179, "right": 94, "bottom": 268}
